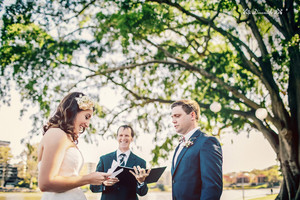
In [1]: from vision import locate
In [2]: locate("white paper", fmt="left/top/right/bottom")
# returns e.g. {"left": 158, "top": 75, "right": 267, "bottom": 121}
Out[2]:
{"left": 107, "top": 159, "right": 124, "bottom": 178}
{"left": 109, "top": 168, "right": 123, "bottom": 178}
{"left": 107, "top": 160, "right": 119, "bottom": 174}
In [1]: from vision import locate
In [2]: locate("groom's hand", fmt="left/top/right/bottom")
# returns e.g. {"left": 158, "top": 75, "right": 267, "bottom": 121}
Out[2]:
{"left": 130, "top": 165, "right": 151, "bottom": 184}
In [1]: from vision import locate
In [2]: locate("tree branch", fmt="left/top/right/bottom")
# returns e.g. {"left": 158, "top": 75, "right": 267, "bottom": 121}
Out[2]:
{"left": 148, "top": 0, "right": 261, "bottom": 69}
{"left": 250, "top": 1, "right": 286, "bottom": 36}
{"left": 235, "top": 3, "right": 250, "bottom": 23}
{"left": 106, "top": 73, "right": 281, "bottom": 153}
{"left": 61, "top": 26, "right": 98, "bottom": 39}
{"left": 148, "top": 1, "right": 273, "bottom": 93}
{"left": 98, "top": 106, "right": 134, "bottom": 136}
{"left": 144, "top": 38, "right": 261, "bottom": 108}
{"left": 107, "top": 76, "right": 173, "bottom": 104}
{"left": 56, "top": 60, "right": 97, "bottom": 73}
{"left": 148, "top": 0, "right": 289, "bottom": 130}
{"left": 63, "top": 0, "right": 97, "bottom": 22}
{"left": 95, "top": 60, "right": 180, "bottom": 74}
{"left": 240, "top": 0, "right": 269, "bottom": 57}
{"left": 166, "top": 26, "right": 208, "bottom": 58}
{"left": 224, "top": 108, "right": 279, "bottom": 153}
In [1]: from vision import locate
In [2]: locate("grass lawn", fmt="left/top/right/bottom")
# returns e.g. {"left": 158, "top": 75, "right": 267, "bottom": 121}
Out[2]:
{"left": 249, "top": 194, "right": 277, "bottom": 200}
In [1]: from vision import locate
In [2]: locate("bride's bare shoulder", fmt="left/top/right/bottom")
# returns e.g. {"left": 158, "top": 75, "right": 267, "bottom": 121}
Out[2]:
{"left": 43, "top": 128, "right": 68, "bottom": 141}
{"left": 38, "top": 128, "right": 70, "bottom": 161}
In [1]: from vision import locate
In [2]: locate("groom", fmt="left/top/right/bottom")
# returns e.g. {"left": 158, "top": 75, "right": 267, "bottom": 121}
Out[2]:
{"left": 171, "top": 100, "right": 223, "bottom": 200}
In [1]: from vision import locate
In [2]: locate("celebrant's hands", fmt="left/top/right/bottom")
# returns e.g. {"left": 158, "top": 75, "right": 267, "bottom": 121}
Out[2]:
{"left": 130, "top": 165, "right": 151, "bottom": 183}
{"left": 88, "top": 172, "right": 111, "bottom": 185}
{"left": 103, "top": 177, "right": 119, "bottom": 186}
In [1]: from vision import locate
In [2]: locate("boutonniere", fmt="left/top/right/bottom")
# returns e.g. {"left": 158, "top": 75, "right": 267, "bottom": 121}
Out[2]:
{"left": 184, "top": 137, "right": 196, "bottom": 148}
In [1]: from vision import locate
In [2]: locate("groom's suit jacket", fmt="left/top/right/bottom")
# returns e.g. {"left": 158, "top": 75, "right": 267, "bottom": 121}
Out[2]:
{"left": 90, "top": 151, "right": 148, "bottom": 200}
{"left": 171, "top": 130, "right": 223, "bottom": 200}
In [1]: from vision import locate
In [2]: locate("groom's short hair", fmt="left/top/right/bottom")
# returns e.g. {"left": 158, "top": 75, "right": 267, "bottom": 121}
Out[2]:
{"left": 171, "top": 99, "right": 200, "bottom": 120}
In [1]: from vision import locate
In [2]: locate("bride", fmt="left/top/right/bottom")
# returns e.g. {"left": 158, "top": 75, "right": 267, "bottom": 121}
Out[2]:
{"left": 37, "top": 92, "right": 114, "bottom": 200}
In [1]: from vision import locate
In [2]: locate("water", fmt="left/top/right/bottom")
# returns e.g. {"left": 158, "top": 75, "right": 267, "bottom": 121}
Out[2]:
{"left": 0, "top": 188, "right": 279, "bottom": 200}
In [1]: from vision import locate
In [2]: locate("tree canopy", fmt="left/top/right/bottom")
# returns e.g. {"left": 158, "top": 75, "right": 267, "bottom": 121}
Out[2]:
{"left": 1, "top": 0, "right": 299, "bottom": 199}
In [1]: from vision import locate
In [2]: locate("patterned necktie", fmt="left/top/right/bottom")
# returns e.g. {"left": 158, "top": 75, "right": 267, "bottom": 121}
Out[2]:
{"left": 119, "top": 153, "right": 126, "bottom": 166}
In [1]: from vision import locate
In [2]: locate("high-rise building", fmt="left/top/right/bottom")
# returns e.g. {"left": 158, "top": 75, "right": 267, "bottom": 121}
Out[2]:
{"left": 0, "top": 140, "right": 20, "bottom": 187}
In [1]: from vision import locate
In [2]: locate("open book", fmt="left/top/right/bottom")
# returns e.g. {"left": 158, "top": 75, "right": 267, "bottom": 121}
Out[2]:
{"left": 107, "top": 160, "right": 167, "bottom": 184}
{"left": 117, "top": 166, "right": 167, "bottom": 184}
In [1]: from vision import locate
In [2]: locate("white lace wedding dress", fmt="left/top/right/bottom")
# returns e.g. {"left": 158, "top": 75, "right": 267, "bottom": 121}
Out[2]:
{"left": 38, "top": 147, "right": 87, "bottom": 200}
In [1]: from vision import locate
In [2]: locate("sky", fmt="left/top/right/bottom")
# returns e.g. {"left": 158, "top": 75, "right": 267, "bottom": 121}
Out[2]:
{"left": 0, "top": 89, "right": 278, "bottom": 174}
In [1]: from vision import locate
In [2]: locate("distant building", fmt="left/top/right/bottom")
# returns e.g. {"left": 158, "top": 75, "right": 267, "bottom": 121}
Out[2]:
{"left": 0, "top": 140, "right": 21, "bottom": 187}
{"left": 0, "top": 164, "right": 20, "bottom": 187}
{"left": 235, "top": 173, "right": 251, "bottom": 186}
{"left": 255, "top": 174, "right": 268, "bottom": 185}
{"left": 223, "top": 173, "right": 235, "bottom": 187}
{"left": 0, "top": 140, "right": 10, "bottom": 147}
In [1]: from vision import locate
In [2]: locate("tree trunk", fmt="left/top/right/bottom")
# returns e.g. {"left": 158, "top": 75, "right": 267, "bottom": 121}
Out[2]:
{"left": 276, "top": 132, "right": 300, "bottom": 199}
{"left": 276, "top": 167, "right": 300, "bottom": 200}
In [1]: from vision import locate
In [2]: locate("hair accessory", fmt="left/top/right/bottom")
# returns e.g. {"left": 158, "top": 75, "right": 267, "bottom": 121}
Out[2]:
{"left": 75, "top": 95, "right": 94, "bottom": 110}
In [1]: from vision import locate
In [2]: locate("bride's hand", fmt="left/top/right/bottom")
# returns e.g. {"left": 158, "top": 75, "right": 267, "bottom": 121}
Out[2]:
{"left": 89, "top": 172, "right": 111, "bottom": 185}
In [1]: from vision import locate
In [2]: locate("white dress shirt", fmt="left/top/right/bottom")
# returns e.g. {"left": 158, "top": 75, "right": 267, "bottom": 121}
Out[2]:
{"left": 117, "top": 149, "right": 131, "bottom": 166}
{"left": 173, "top": 127, "right": 199, "bottom": 167}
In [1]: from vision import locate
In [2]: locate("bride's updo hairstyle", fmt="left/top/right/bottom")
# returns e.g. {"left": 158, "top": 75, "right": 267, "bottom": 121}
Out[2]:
{"left": 43, "top": 92, "right": 94, "bottom": 144}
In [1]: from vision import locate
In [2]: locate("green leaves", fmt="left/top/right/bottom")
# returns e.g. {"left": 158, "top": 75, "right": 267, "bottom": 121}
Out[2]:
{"left": 151, "top": 135, "right": 178, "bottom": 166}
{"left": 1, "top": 0, "right": 299, "bottom": 169}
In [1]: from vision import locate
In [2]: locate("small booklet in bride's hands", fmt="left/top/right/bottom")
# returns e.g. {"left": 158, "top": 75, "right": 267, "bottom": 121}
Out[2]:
{"left": 114, "top": 166, "right": 167, "bottom": 184}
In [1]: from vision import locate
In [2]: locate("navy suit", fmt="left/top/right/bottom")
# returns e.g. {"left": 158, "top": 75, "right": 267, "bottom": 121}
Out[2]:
{"left": 171, "top": 130, "right": 223, "bottom": 200}
{"left": 90, "top": 151, "right": 148, "bottom": 200}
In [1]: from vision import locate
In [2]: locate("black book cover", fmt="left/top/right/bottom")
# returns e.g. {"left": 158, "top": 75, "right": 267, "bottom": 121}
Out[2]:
{"left": 115, "top": 166, "right": 167, "bottom": 184}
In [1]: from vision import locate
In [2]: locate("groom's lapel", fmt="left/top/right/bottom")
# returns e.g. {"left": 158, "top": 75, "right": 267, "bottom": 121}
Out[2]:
{"left": 174, "top": 147, "right": 187, "bottom": 172}
{"left": 173, "top": 130, "right": 201, "bottom": 175}
{"left": 171, "top": 145, "right": 180, "bottom": 176}
{"left": 173, "top": 146, "right": 188, "bottom": 173}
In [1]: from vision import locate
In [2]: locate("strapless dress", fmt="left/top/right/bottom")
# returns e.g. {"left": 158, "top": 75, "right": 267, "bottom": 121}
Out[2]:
{"left": 38, "top": 147, "right": 86, "bottom": 200}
